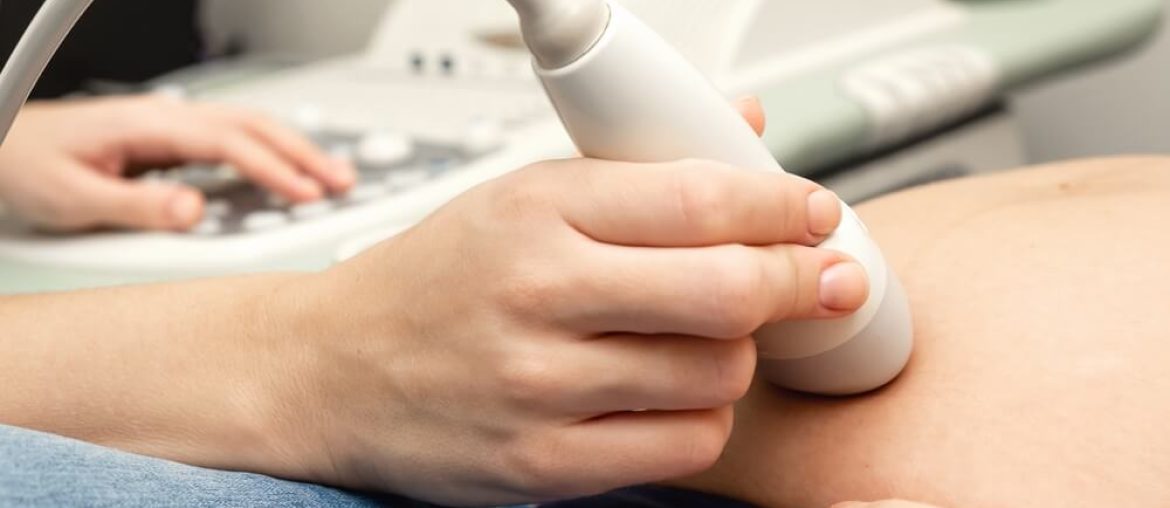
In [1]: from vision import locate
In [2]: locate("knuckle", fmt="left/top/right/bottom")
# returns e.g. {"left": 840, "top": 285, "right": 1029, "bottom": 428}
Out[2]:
{"left": 707, "top": 341, "right": 756, "bottom": 403}
{"left": 121, "top": 100, "right": 169, "bottom": 128}
{"left": 499, "top": 436, "right": 580, "bottom": 499}
{"left": 670, "top": 167, "right": 734, "bottom": 236}
{"left": 496, "top": 351, "right": 565, "bottom": 407}
{"left": 676, "top": 418, "right": 731, "bottom": 475}
{"left": 705, "top": 250, "right": 767, "bottom": 337}
{"left": 496, "top": 269, "right": 563, "bottom": 317}
{"left": 773, "top": 248, "right": 809, "bottom": 320}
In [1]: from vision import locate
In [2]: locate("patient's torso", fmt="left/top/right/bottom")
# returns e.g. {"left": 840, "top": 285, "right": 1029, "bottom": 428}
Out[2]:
{"left": 680, "top": 157, "right": 1170, "bottom": 507}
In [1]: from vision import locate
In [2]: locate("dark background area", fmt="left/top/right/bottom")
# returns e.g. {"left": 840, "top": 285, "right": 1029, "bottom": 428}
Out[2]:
{"left": 0, "top": 0, "right": 204, "bottom": 98}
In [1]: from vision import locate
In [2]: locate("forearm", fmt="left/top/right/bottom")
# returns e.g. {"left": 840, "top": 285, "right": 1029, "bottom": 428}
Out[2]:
{"left": 0, "top": 273, "right": 309, "bottom": 475}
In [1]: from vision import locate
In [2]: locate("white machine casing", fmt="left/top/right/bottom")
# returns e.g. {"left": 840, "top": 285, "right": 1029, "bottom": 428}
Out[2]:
{"left": 535, "top": 2, "right": 913, "bottom": 395}
{"left": 0, "top": 0, "right": 970, "bottom": 283}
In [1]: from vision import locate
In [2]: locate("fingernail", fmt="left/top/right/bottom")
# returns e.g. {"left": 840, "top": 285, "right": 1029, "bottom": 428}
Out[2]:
{"left": 168, "top": 191, "right": 202, "bottom": 227}
{"left": 735, "top": 95, "right": 761, "bottom": 109}
{"left": 807, "top": 189, "right": 842, "bottom": 237}
{"left": 819, "top": 261, "right": 869, "bottom": 311}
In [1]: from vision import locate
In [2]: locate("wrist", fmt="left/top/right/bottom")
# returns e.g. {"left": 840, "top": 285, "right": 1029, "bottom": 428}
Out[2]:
{"left": 238, "top": 270, "right": 377, "bottom": 486}
{"left": 188, "top": 272, "right": 333, "bottom": 483}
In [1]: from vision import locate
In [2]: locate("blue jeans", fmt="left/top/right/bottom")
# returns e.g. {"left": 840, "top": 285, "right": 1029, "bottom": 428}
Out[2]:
{"left": 0, "top": 424, "right": 404, "bottom": 507}
{"left": 0, "top": 424, "right": 751, "bottom": 507}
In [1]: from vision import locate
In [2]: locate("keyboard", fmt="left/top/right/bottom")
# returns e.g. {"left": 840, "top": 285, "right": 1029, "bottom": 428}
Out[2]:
{"left": 0, "top": 59, "right": 574, "bottom": 276}
{"left": 164, "top": 131, "right": 494, "bottom": 238}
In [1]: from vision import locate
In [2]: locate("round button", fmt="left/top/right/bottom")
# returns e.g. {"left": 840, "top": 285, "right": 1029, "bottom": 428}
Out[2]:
{"left": 291, "top": 201, "right": 335, "bottom": 220}
{"left": 242, "top": 211, "right": 290, "bottom": 232}
{"left": 345, "top": 183, "right": 387, "bottom": 204}
{"left": 461, "top": 118, "right": 505, "bottom": 155}
{"left": 357, "top": 131, "right": 415, "bottom": 168}
{"left": 293, "top": 104, "right": 326, "bottom": 133}
{"left": 190, "top": 217, "right": 223, "bottom": 236}
{"left": 385, "top": 167, "right": 432, "bottom": 190}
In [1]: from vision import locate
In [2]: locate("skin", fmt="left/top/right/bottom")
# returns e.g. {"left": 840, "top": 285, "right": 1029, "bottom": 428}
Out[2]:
{"left": 0, "top": 98, "right": 873, "bottom": 506}
{"left": 0, "top": 95, "right": 356, "bottom": 232}
{"left": 676, "top": 157, "right": 1170, "bottom": 508}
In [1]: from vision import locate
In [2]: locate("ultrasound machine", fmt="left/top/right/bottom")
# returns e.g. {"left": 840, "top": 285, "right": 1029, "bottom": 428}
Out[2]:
{"left": 0, "top": 0, "right": 1160, "bottom": 293}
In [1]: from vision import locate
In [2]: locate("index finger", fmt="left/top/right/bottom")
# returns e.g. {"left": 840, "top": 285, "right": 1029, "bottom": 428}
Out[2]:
{"left": 554, "top": 158, "right": 842, "bottom": 248}
{"left": 207, "top": 105, "right": 357, "bottom": 193}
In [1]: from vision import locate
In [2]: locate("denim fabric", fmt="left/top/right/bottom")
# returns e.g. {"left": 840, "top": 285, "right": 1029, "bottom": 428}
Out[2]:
{"left": 0, "top": 424, "right": 396, "bottom": 507}
{"left": 0, "top": 424, "right": 752, "bottom": 507}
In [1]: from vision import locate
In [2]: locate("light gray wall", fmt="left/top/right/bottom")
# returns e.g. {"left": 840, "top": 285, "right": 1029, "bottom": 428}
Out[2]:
{"left": 201, "top": 0, "right": 393, "bottom": 59}
{"left": 1011, "top": 1, "right": 1170, "bottom": 162}
{"left": 198, "top": 0, "right": 1170, "bottom": 162}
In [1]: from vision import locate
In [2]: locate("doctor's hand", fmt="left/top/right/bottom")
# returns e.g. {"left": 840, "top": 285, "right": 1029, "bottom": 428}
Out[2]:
{"left": 267, "top": 100, "right": 870, "bottom": 505}
{"left": 0, "top": 95, "right": 355, "bottom": 231}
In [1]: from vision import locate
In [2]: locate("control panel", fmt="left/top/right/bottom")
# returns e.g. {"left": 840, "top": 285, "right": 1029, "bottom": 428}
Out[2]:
{"left": 841, "top": 45, "right": 999, "bottom": 148}
{"left": 0, "top": 0, "right": 995, "bottom": 289}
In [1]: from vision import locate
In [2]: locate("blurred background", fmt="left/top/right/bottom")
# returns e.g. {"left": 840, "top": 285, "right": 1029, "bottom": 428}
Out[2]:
{"left": 0, "top": 0, "right": 1165, "bottom": 292}
{"left": 198, "top": 0, "right": 1170, "bottom": 164}
{"left": 207, "top": 0, "right": 1170, "bottom": 164}
{"left": 1010, "top": 0, "right": 1170, "bottom": 161}
{"left": 3, "top": 0, "right": 1167, "bottom": 163}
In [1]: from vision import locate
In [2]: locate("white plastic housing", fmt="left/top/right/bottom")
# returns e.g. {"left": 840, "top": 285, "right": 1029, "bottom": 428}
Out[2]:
{"left": 533, "top": 2, "right": 913, "bottom": 395}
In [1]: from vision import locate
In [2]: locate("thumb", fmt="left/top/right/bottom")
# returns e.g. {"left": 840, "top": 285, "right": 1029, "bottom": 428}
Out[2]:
{"left": 72, "top": 171, "right": 205, "bottom": 231}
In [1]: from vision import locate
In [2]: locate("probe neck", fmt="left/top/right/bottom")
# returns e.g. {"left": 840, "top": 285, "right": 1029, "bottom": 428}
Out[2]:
{"left": 506, "top": 0, "right": 610, "bottom": 69}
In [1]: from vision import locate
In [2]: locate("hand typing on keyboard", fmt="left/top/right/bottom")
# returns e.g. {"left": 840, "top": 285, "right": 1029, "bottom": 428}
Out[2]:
{"left": 0, "top": 94, "right": 356, "bottom": 232}
{"left": 0, "top": 98, "right": 869, "bottom": 506}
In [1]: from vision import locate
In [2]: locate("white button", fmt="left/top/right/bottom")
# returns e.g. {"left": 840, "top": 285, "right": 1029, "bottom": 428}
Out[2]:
{"left": 344, "top": 183, "right": 387, "bottom": 203}
{"left": 290, "top": 200, "right": 335, "bottom": 220}
{"left": 870, "top": 66, "right": 933, "bottom": 128}
{"left": 356, "top": 131, "right": 415, "bottom": 167}
{"left": 841, "top": 72, "right": 906, "bottom": 145}
{"left": 427, "top": 156, "right": 458, "bottom": 172}
{"left": 842, "top": 45, "right": 999, "bottom": 149}
{"left": 385, "top": 167, "right": 431, "bottom": 190}
{"left": 242, "top": 211, "right": 290, "bottom": 231}
{"left": 205, "top": 199, "right": 232, "bottom": 218}
{"left": 190, "top": 217, "right": 223, "bottom": 235}
{"left": 461, "top": 118, "right": 505, "bottom": 155}
{"left": 293, "top": 104, "right": 326, "bottom": 133}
